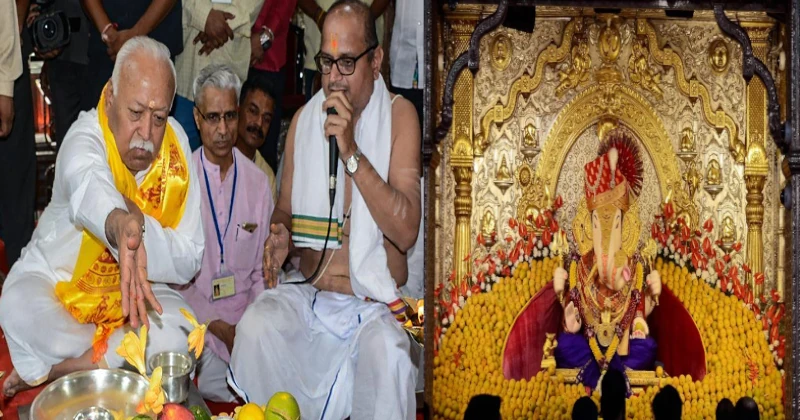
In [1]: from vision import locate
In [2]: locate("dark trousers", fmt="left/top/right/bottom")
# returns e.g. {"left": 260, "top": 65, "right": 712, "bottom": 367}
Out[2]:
{"left": 304, "top": 68, "right": 318, "bottom": 102}
{"left": 81, "top": 52, "right": 114, "bottom": 111}
{"left": 47, "top": 60, "right": 89, "bottom": 151}
{"left": 0, "top": 33, "right": 36, "bottom": 267}
{"left": 248, "top": 67, "right": 286, "bottom": 173}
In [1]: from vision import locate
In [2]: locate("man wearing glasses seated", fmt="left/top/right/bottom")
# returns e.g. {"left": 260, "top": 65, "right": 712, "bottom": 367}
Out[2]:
{"left": 178, "top": 64, "right": 274, "bottom": 401}
{"left": 227, "top": 1, "right": 421, "bottom": 418}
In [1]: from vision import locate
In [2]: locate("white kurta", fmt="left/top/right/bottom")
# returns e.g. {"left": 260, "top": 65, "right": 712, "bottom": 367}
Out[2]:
{"left": 228, "top": 278, "right": 417, "bottom": 420}
{"left": 0, "top": 110, "right": 205, "bottom": 385}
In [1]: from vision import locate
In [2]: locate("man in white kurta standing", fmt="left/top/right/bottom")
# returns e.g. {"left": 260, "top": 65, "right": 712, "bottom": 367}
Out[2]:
{"left": 0, "top": 36, "right": 204, "bottom": 397}
{"left": 228, "top": 1, "right": 421, "bottom": 419}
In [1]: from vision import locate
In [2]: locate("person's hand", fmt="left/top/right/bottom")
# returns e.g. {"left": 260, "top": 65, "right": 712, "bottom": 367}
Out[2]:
{"left": 646, "top": 270, "right": 662, "bottom": 297}
{"left": 322, "top": 92, "right": 358, "bottom": 162}
{"left": 26, "top": 4, "right": 41, "bottom": 28}
{"left": 34, "top": 47, "right": 62, "bottom": 60}
{"left": 553, "top": 266, "right": 568, "bottom": 295}
{"left": 250, "top": 34, "right": 264, "bottom": 66}
{"left": 263, "top": 223, "right": 290, "bottom": 289}
{"left": 102, "top": 26, "right": 118, "bottom": 51}
{"left": 110, "top": 205, "right": 162, "bottom": 329}
{"left": 192, "top": 32, "right": 221, "bottom": 56}
{"left": 631, "top": 317, "right": 649, "bottom": 339}
{"left": 204, "top": 9, "right": 235, "bottom": 47}
{"left": 106, "top": 28, "right": 136, "bottom": 61}
{"left": 564, "top": 301, "right": 581, "bottom": 333}
{"left": 0, "top": 95, "right": 14, "bottom": 138}
{"left": 208, "top": 320, "right": 236, "bottom": 354}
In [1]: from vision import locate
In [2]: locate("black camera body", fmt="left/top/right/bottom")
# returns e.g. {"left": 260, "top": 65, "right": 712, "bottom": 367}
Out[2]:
{"left": 29, "top": 0, "right": 71, "bottom": 53}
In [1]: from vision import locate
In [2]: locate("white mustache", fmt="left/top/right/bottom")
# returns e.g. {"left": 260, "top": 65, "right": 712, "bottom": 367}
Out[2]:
{"left": 130, "top": 138, "right": 155, "bottom": 153}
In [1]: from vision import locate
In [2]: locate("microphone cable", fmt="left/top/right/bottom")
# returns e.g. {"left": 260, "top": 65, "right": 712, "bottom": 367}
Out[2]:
{"left": 297, "top": 107, "right": 342, "bottom": 285}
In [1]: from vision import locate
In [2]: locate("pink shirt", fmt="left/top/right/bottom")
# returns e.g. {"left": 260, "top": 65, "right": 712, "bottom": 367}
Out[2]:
{"left": 180, "top": 147, "right": 273, "bottom": 362}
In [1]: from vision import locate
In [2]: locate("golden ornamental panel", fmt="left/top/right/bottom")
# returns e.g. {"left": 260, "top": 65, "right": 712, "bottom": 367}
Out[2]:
{"left": 475, "top": 20, "right": 581, "bottom": 152}
{"left": 636, "top": 19, "right": 746, "bottom": 164}
{"left": 437, "top": 7, "right": 780, "bottom": 298}
{"left": 535, "top": 83, "right": 682, "bottom": 199}
{"left": 433, "top": 9, "right": 787, "bottom": 417}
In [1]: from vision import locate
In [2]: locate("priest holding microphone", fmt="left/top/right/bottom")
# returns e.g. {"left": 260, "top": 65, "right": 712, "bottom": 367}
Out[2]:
{"left": 227, "top": 1, "right": 422, "bottom": 418}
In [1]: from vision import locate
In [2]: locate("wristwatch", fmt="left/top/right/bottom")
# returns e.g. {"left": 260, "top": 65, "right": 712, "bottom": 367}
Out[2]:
{"left": 345, "top": 148, "right": 362, "bottom": 176}
{"left": 260, "top": 26, "right": 274, "bottom": 50}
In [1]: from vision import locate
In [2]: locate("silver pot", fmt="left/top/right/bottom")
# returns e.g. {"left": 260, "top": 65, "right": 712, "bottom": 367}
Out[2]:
{"left": 30, "top": 369, "right": 149, "bottom": 420}
{"left": 148, "top": 351, "right": 194, "bottom": 403}
{"left": 72, "top": 407, "right": 115, "bottom": 420}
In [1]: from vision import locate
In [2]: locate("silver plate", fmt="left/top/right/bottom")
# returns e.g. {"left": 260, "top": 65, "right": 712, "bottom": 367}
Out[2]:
{"left": 30, "top": 369, "right": 150, "bottom": 420}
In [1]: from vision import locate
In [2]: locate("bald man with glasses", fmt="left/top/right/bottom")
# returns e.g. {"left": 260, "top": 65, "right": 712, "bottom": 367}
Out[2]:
{"left": 228, "top": 1, "right": 420, "bottom": 418}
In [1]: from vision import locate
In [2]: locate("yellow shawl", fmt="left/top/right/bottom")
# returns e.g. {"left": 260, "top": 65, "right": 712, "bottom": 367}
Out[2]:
{"left": 54, "top": 85, "right": 189, "bottom": 362}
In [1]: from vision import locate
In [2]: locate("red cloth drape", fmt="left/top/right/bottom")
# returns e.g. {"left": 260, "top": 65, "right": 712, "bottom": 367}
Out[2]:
{"left": 502, "top": 282, "right": 706, "bottom": 381}
{"left": 503, "top": 283, "right": 563, "bottom": 380}
{"left": 648, "top": 287, "right": 707, "bottom": 381}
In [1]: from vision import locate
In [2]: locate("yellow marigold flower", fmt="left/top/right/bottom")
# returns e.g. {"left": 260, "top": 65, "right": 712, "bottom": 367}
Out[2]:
{"left": 116, "top": 325, "right": 148, "bottom": 376}
{"left": 137, "top": 366, "right": 166, "bottom": 415}
{"left": 181, "top": 308, "right": 208, "bottom": 359}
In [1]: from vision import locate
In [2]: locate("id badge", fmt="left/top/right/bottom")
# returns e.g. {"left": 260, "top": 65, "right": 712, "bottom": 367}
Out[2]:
{"left": 212, "top": 268, "right": 236, "bottom": 300}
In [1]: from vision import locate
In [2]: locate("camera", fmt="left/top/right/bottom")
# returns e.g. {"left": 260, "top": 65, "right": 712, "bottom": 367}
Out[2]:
{"left": 29, "top": 0, "right": 71, "bottom": 53}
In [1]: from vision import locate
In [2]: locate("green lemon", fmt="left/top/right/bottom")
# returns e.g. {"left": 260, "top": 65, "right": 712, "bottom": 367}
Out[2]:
{"left": 265, "top": 392, "right": 301, "bottom": 420}
{"left": 188, "top": 405, "right": 212, "bottom": 420}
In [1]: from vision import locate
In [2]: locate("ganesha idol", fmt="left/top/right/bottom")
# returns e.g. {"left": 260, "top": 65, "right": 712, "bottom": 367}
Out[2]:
{"left": 551, "top": 133, "right": 661, "bottom": 390}
{"left": 503, "top": 132, "right": 706, "bottom": 390}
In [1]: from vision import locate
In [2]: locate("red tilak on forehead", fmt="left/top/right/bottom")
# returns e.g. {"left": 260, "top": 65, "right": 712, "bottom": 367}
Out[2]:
{"left": 331, "top": 35, "right": 338, "bottom": 55}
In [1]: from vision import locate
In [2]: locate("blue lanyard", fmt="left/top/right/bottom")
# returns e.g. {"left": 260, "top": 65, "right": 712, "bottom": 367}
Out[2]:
{"left": 201, "top": 151, "right": 237, "bottom": 266}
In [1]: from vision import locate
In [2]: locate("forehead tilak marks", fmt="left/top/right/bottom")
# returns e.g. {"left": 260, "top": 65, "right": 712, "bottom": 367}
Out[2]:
{"left": 331, "top": 34, "right": 339, "bottom": 55}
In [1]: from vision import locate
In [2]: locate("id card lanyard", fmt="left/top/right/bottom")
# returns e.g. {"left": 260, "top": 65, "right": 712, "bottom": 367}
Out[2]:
{"left": 201, "top": 151, "right": 238, "bottom": 271}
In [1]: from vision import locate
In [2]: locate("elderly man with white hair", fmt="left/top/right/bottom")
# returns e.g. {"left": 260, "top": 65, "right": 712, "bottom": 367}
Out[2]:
{"left": 0, "top": 36, "right": 204, "bottom": 397}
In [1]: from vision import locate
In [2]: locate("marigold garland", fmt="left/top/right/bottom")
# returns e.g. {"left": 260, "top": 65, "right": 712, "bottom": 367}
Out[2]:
{"left": 434, "top": 199, "right": 785, "bottom": 420}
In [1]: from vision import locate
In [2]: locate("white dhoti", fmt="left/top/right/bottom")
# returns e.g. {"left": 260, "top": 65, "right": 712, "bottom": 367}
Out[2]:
{"left": 0, "top": 273, "right": 196, "bottom": 385}
{"left": 228, "top": 282, "right": 417, "bottom": 420}
{"left": 195, "top": 339, "right": 239, "bottom": 402}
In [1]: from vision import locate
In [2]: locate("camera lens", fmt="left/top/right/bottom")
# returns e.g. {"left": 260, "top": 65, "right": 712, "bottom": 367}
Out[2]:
{"left": 42, "top": 18, "right": 57, "bottom": 40}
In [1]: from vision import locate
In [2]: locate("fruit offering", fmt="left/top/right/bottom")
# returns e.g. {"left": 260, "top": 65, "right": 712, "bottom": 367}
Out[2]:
{"left": 211, "top": 392, "right": 301, "bottom": 420}
{"left": 266, "top": 392, "right": 301, "bottom": 420}
{"left": 236, "top": 403, "right": 266, "bottom": 420}
{"left": 189, "top": 405, "right": 213, "bottom": 420}
{"left": 159, "top": 404, "right": 194, "bottom": 420}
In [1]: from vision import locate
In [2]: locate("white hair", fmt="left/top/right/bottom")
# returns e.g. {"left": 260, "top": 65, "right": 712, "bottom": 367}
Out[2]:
{"left": 192, "top": 64, "right": 242, "bottom": 107}
{"left": 111, "top": 36, "right": 176, "bottom": 97}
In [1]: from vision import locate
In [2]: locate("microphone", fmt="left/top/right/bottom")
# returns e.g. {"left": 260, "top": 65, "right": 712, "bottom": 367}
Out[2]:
{"left": 327, "top": 107, "right": 339, "bottom": 205}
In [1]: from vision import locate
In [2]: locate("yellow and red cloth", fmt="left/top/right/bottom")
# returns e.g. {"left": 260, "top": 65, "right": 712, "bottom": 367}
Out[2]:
{"left": 54, "top": 85, "right": 190, "bottom": 362}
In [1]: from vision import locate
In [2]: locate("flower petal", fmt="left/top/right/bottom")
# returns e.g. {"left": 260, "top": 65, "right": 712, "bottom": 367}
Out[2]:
{"left": 180, "top": 308, "right": 201, "bottom": 328}
{"left": 116, "top": 327, "right": 147, "bottom": 376}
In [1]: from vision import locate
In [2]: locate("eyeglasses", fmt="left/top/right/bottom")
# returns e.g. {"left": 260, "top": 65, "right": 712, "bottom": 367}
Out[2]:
{"left": 195, "top": 106, "right": 238, "bottom": 125}
{"left": 315, "top": 44, "right": 377, "bottom": 76}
